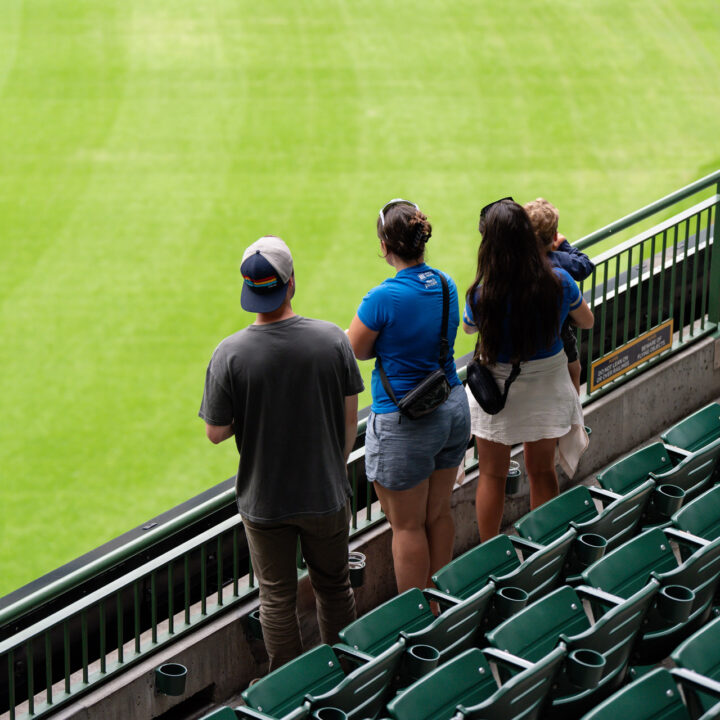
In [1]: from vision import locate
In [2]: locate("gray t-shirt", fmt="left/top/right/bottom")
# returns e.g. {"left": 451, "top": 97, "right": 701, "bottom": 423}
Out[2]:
{"left": 199, "top": 316, "right": 364, "bottom": 522}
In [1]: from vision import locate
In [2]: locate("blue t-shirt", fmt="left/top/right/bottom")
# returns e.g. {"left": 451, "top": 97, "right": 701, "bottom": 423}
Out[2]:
{"left": 463, "top": 267, "right": 581, "bottom": 363}
{"left": 358, "top": 264, "right": 463, "bottom": 414}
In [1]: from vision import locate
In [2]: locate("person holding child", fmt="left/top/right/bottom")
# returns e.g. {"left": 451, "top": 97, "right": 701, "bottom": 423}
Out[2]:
{"left": 464, "top": 198, "right": 594, "bottom": 541}
{"left": 348, "top": 199, "right": 470, "bottom": 593}
{"left": 524, "top": 198, "right": 595, "bottom": 393}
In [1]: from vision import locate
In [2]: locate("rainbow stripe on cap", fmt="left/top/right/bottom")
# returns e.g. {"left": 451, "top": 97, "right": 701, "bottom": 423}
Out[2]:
{"left": 243, "top": 273, "right": 278, "bottom": 288}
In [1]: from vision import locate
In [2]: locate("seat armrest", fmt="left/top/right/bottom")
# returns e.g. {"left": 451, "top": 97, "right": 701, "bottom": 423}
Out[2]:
{"left": 673, "top": 668, "right": 720, "bottom": 698}
{"left": 664, "top": 444, "right": 693, "bottom": 461}
{"left": 332, "top": 643, "right": 374, "bottom": 666}
{"left": 574, "top": 584, "right": 625, "bottom": 608}
{"left": 588, "top": 486, "right": 622, "bottom": 506}
{"left": 663, "top": 527, "right": 710, "bottom": 549}
{"left": 482, "top": 647, "right": 533, "bottom": 673}
{"left": 236, "top": 706, "right": 309, "bottom": 720}
{"left": 422, "top": 587, "right": 463, "bottom": 609}
{"left": 510, "top": 535, "right": 542, "bottom": 558}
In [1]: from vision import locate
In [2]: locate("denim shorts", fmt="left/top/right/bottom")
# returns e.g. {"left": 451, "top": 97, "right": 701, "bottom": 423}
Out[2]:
{"left": 365, "top": 383, "right": 471, "bottom": 490}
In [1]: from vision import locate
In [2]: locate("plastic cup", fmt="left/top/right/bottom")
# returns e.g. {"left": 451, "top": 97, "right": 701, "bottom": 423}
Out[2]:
{"left": 349, "top": 551, "right": 366, "bottom": 588}
{"left": 506, "top": 461, "right": 522, "bottom": 495}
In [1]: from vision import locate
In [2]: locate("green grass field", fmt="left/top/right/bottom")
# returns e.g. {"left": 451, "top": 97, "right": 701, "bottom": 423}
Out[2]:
{"left": 1, "top": 0, "right": 719, "bottom": 596}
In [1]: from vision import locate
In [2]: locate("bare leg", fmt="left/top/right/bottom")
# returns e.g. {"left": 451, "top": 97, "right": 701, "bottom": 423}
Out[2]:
{"left": 524, "top": 437, "right": 560, "bottom": 509}
{"left": 424, "top": 466, "right": 459, "bottom": 588}
{"left": 567, "top": 360, "right": 581, "bottom": 394}
{"left": 374, "top": 479, "right": 431, "bottom": 592}
{"left": 474, "top": 437, "right": 511, "bottom": 541}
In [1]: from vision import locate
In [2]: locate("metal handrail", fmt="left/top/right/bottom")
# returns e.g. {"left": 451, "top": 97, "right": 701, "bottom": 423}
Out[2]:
{"left": 0, "top": 486, "right": 236, "bottom": 629}
{"left": 575, "top": 169, "right": 720, "bottom": 250}
{"left": 3, "top": 173, "right": 719, "bottom": 632}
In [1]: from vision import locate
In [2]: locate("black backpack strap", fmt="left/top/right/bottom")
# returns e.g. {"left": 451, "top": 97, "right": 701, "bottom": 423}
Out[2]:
{"left": 377, "top": 270, "right": 450, "bottom": 408}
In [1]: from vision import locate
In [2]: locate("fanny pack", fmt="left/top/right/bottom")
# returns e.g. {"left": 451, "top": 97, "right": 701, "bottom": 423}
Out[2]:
{"left": 377, "top": 272, "right": 451, "bottom": 420}
{"left": 466, "top": 342, "right": 521, "bottom": 415}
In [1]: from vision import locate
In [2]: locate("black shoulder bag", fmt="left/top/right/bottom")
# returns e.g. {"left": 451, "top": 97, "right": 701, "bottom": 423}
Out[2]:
{"left": 376, "top": 272, "right": 452, "bottom": 420}
{"left": 466, "top": 338, "right": 521, "bottom": 415}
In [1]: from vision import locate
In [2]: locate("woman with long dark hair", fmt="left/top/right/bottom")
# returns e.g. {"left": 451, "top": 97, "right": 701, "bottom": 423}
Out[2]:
{"left": 464, "top": 198, "right": 594, "bottom": 540}
{"left": 348, "top": 199, "right": 470, "bottom": 592}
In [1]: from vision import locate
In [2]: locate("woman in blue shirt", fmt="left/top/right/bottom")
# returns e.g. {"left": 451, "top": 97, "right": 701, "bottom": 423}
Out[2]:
{"left": 348, "top": 199, "right": 471, "bottom": 593}
{"left": 464, "top": 199, "right": 594, "bottom": 541}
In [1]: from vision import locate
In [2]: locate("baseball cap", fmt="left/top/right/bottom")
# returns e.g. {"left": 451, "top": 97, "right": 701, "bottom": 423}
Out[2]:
{"left": 240, "top": 236, "right": 294, "bottom": 313}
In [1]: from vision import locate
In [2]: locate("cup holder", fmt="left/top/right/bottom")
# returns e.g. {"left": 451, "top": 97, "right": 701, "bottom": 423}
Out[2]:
{"left": 312, "top": 708, "right": 348, "bottom": 720}
{"left": 494, "top": 586, "right": 529, "bottom": 619}
{"left": 402, "top": 643, "right": 441, "bottom": 681}
{"left": 155, "top": 662, "right": 187, "bottom": 696}
{"left": 566, "top": 648, "right": 606, "bottom": 689}
{"left": 653, "top": 484, "right": 685, "bottom": 517}
{"left": 657, "top": 584, "right": 695, "bottom": 624}
{"left": 573, "top": 533, "right": 608, "bottom": 567}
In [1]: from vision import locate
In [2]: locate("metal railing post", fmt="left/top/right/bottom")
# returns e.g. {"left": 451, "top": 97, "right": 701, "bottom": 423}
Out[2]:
{"left": 708, "top": 184, "right": 720, "bottom": 324}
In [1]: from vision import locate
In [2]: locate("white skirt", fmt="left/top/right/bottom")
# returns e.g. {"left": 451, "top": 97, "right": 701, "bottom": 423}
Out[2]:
{"left": 466, "top": 350, "right": 588, "bottom": 477}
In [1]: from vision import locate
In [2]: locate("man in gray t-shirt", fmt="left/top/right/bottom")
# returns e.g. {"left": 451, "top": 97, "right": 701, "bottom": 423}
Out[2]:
{"left": 199, "top": 236, "right": 364, "bottom": 671}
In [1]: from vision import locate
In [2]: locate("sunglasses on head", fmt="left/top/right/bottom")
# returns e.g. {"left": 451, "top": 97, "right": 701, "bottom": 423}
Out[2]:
{"left": 378, "top": 198, "right": 419, "bottom": 227}
{"left": 480, "top": 196, "right": 514, "bottom": 219}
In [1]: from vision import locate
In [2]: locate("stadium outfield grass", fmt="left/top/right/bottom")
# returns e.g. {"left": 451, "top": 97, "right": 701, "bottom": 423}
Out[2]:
{"left": 1, "top": 0, "right": 719, "bottom": 596}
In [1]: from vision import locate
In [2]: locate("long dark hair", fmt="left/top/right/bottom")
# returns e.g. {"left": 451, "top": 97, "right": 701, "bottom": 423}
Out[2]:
{"left": 377, "top": 203, "right": 432, "bottom": 262}
{"left": 467, "top": 199, "right": 561, "bottom": 364}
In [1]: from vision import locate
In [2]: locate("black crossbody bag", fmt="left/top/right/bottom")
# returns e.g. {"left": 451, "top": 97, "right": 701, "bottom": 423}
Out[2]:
{"left": 466, "top": 336, "right": 521, "bottom": 415}
{"left": 376, "top": 272, "right": 452, "bottom": 420}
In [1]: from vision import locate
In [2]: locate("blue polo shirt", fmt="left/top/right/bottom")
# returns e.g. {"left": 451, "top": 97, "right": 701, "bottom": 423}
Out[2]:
{"left": 357, "top": 264, "right": 463, "bottom": 414}
{"left": 463, "top": 267, "right": 582, "bottom": 362}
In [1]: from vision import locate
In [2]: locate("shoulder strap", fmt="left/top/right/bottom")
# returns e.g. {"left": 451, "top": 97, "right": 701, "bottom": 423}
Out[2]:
{"left": 377, "top": 270, "right": 450, "bottom": 407}
{"left": 437, "top": 272, "right": 450, "bottom": 366}
{"left": 472, "top": 337, "right": 522, "bottom": 400}
{"left": 501, "top": 363, "right": 522, "bottom": 402}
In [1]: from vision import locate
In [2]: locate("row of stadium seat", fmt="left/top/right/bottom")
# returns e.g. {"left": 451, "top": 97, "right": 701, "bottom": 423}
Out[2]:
{"left": 201, "top": 401, "right": 720, "bottom": 720}
{"left": 583, "top": 615, "right": 720, "bottom": 719}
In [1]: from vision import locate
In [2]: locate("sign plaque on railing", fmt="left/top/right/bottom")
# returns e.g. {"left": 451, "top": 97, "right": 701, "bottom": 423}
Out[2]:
{"left": 589, "top": 319, "right": 674, "bottom": 392}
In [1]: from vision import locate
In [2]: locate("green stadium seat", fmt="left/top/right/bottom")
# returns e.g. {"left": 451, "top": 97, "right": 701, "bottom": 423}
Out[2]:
{"left": 581, "top": 527, "right": 720, "bottom": 663}
{"left": 672, "top": 485, "right": 720, "bottom": 541}
{"left": 596, "top": 442, "right": 679, "bottom": 494}
{"left": 432, "top": 529, "right": 576, "bottom": 613}
{"left": 594, "top": 443, "right": 697, "bottom": 527}
{"left": 662, "top": 402, "right": 720, "bottom": 452}
{"left": 385, "top": 646, "right": 565, "bottom": 720}
{"left": 201, "top": 709, "right": 240, "bottom": 720}
{"left": 336, "top": 584, "right": 494, "bottom": 671}
{"left": 579, "top": 667, "right": 720, "bottom": 720}
{"left": 672, "top": 616, "right": 720, "bottom": 718}
{"left": 241, "top": 640, "right": 404, "bottom": 720}
{"left": 651, "top": 437, "right": 720, "bottom": 502}
{"left": 234, "top": 709, "right": 309, "bottom": 720}
{"left": 484, "top": 582, "right": 658, "bottom": 717}
{"left": 513, "top": 482, "right": 654, "bottom": 579}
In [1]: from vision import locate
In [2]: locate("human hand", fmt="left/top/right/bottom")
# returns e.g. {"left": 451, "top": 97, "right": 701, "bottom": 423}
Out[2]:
{"left": 553, "top": 233, "right": 566, "bottom": 250}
